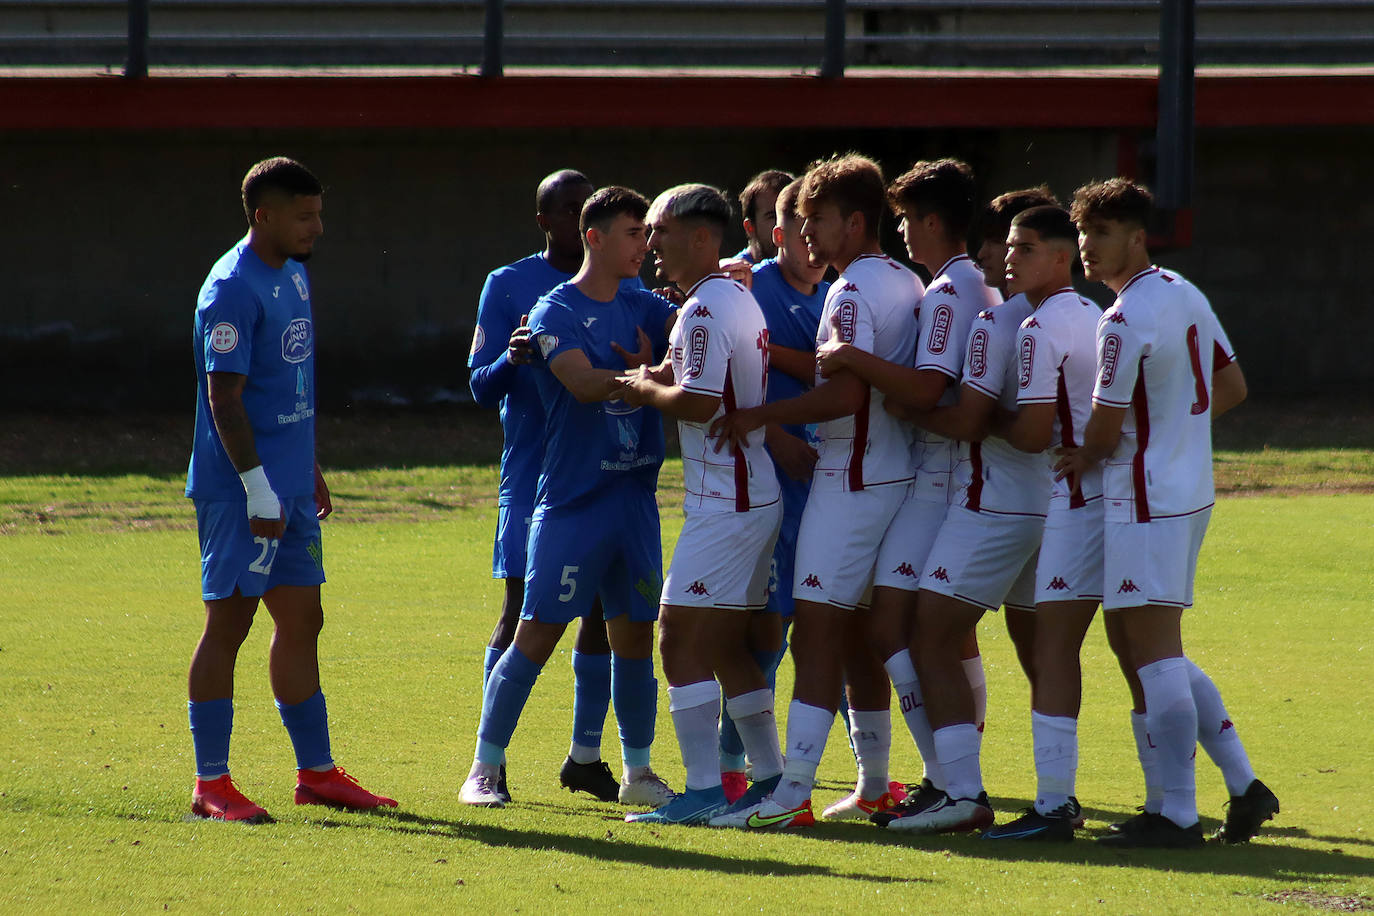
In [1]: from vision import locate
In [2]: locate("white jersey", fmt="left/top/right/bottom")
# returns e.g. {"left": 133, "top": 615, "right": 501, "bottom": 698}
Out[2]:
{"left": 955, "top": 295, "right": 1051, "bottom": 517}
{"left": 1092, "top": 267, "right": 1236, "bottom": 523}
{"left": 672, "top": 273, "right": 780, "bottom": 513}
{"left": 912, "top": 254, "right": 1003, "bottom": 503}
{"left": 813, "top": 253, "right": 923, "bottom": 492}
{"left": 1017, "top": 287, "right": 1104, "bottom": 508}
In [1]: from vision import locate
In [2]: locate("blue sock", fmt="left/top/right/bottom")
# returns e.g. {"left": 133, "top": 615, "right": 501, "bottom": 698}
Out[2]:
{"left": 483, "top": 645, "right": 503, "bottom": 694}
{"left": 612, "top": 654, "right": 656, "bottom": 766}
{"left": 477, "top": 646, "right": 543, "bottom": 762}
{"left": 753, "top": 646, "right": 786, "bottom": 688}
{"left": 188, "top": 698, "right": 233, "bottom": 778}
{"left": 837, "top": 690, "right": 855, "bottom": 754}
{"left": 571, "top": 651, "right": 611, "bottom": 753}
{"left": 276, "top": 689, "right": 333, "bottom": 771}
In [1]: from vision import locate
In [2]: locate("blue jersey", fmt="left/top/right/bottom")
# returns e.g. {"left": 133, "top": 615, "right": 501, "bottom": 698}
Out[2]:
{"left": 468, "top": 253, "right": 573, "bottom": 508}
{"left": 186, "top": 238, "right": 316, "bottom": 501}
{"left": 751, "top": 258, "right": 829, "bottom": 516}
{"left": 529, "top": 282, "right": 676, "bottom": 510}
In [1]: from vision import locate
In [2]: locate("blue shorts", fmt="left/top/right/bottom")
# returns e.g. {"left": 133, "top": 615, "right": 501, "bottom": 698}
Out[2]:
{"left": 765, "top": 486, "right": 808, "bottom": 618}
{"left": 492, "top": 503, "right": 532, "bottom": 579}
{"left": 523, "top": 484, "right": 662, "bottom": 625}
{"left": 195, "top": 496, "right": 325, "bottom": 601}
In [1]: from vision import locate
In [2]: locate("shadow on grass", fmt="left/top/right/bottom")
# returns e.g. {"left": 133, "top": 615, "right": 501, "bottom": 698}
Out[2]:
{"left": 344, "top": 809, "right": 931, "bottom": 883}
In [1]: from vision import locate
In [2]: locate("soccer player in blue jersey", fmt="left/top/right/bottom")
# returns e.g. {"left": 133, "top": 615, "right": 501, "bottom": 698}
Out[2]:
{"left": 731, "top": 169, "right": 792, "bottom": 264}
{"left": 461, "top": 187, "right": 678, "bottom": 808}
{"left": 184, "top": 157, "right": 395, "bottom": 822}
{"left": 714, "top": 177, "right": 829, "bottom": 801}
{"left": 468, "top": 169, "right": 624, "bottom": 803}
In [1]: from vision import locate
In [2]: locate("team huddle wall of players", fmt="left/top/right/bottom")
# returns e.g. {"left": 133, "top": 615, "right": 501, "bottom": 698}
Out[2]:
{"left": 183, "top": 154, "right": 1278, "bottom": 845}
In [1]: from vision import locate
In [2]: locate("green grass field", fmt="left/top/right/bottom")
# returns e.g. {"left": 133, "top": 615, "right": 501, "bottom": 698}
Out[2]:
{"left": 1, "top": 444, "right": 1372, "bottom": 913}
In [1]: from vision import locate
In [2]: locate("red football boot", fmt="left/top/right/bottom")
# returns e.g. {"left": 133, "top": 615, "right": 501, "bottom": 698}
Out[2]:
{"left": 294, "top": 766, "right": 398, "bottom": 810}
{"left": 191, "top": 774, "right": 273, "bottom": 823}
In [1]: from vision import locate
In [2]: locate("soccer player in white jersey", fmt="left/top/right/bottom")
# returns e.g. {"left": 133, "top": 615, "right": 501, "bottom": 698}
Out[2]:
{"left": 970, "top": 187, "right": 1061, "bottom": 683}
{"left": 812, "top": 159, "right": 999, "bottom": 817}
{"left": 1057, "top": 178, "right": 1278, "bottom": 847}
{"left": 708, "top": 154, "right": 923, "bottom": 829}
{"left": 978, "top": 205, "right": 1104, "bottom": 841}
{"left": 613, "top": 184, "right": 784, "bottom": 825}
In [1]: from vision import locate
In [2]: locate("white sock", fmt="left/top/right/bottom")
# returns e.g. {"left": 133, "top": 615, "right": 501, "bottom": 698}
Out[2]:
{"left": 773, "top": 701, "right": 834, "bottom": 809}
{"left": 1186, "top": 658, "right": 1255, "bottom": 796}
{"left": 884, "top": 650, "right": 944, "bottom": 790}
{"left": 1031, "top": 710, "right": 1078, "bottom": 814}
{"left": 1130, "top": 710, "right": 1164, "bottom": 814}
{"left": 667, "top": 681, "right": 722, "bottom": 792}
{"left": 849, "top": 708, "right": 891, "bottom": 799}
{"left": 933, "top": 722, "right": 983, "bottom": 801}
{"left": 727, "top": 688, "right": 783, "bottom": 782}
{"left": 568, "top": 743, "right": 600, "bottom": 765}
{"left": 1138, "top": 657, "right": 1198, "bottom": 828}
{"left": 963, "top": 655, "right": 988, "bottom": 731}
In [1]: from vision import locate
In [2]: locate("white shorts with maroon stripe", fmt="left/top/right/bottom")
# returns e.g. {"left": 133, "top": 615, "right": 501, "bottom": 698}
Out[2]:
{"left": 1102, "top": 508, "right": 1210, "bottom": 611}
{"left": 873, "top": 488, "right": 948, "bottom": 592}
{"left": 920, "top": 505, "right": 1044, "bottom": 611}
{"left": 663, "top": 502, "right": 782, "bottom": 610}
{"left": 792, "top": 484, "right": 904, "bottom": 609}
{"left": 1034, "top": 498, "right": 1105, "bottom": 605}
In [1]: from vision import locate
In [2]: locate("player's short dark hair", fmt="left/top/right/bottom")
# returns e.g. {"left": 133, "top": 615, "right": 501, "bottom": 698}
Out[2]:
{"left": 799, "top": 153, "right": 886, "bottom": 239}
{"left": 648, "top": 183, "right": 732, "bottom": 237}
{"left": 739, "top": 169, "right": 795, "bottom": 224}
{"left": 580, "top": 186, "right": 650, "bottom": 235}
{"left": 776, "top": 178, "right": 804, "bottom": 223}
{"left": 241, "top": 157, "right": 322, "bottom": 225}
{"left": 1010, "top": 205, "right": 1078, "bottom": 245}
{"left": 887, "top": 158, "right": 977, "bottom": 240}
{"left": 977, "top": 185, "right": 1060, "bottom": 242}
{"left": 1070, "top": 178, "right": 1153, "bottom": 230}
{"left": 536, "top": 169, "right": 592, "bottom": 214}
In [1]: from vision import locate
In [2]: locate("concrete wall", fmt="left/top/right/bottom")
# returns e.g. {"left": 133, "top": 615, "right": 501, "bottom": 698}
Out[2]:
{"left": 0, "top": 123, "right": 1365, "bottom": 409}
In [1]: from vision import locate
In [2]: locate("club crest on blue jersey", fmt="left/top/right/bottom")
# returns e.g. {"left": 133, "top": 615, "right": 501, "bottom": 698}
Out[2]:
{"left": 282, "top": 318, "right": 313, "bottom": 363}
{"left": 616, "top": 416, "right": 641, "bottom": 456}
{"left": 292, "top": 273, "right": 309, "bottom": 301}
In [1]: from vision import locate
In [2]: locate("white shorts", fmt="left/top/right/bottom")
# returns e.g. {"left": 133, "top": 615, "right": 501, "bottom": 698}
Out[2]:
{"left": 921, "top": 505, "right": 1045, "bottom": 612}
{"left": 1034, "top": 497, "right": 1105, "bottom": 605}
{"left": 662, "top": 502, "right": 781, "bottom": 609}
{"left": 873, "top": 489, "right": 948, "bottom": 592}
{"left": 1102, "top": 509, "right": 1210, "bottom": 611}
{"left": 792, "top": 484, "right": 905, "bottom": 609}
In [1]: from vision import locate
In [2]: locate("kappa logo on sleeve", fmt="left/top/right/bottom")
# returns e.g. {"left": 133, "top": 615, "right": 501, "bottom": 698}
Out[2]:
{"left": 210, "top": 322, "right": 239, "bottom": 353}
{"left": 470, "top": 325, "right": 486, "bottom": 356}
{"left": 538, "top": 333, "right": 559, "bottom": 359}
{"left": 927, "top": 304, "right": 953, "bottom": 354}
{"left": 968, "top": 328, "right": 989, "bottom": 379}
{"left": 685, "top": 326, "right": 709, "bottom": 380}
{"left": 1018, "top": 335, "right": 1035, "bottom": 388}
{"left": 1100, "top": 333, "right": 1122, "bottom": 386}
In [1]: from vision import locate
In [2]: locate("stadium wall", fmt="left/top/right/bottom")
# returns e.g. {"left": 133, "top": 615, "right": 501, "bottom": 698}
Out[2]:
{"left": 1, "top": 78, "right": 1370, "bottom": 408}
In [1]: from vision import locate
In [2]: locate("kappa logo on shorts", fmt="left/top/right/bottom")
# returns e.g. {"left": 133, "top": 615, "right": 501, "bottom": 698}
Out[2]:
{"left": 892, "top": 562, "right": 919, "bottom": 578}
{"left": 1047, "top": 576, "right": 1070, "bottom": 591}
{"left": 1116, "top": 578, "right": 1141, "bottom": 594}
{"left": 1100, "top": 333, "right": 1122, "bottom": 387}
{"left": 686, "top": 580, "right": 711, "bottom": 596}
{"left": 1219, "top": 718, "right": 1235, "bottom": 734}
{"left": 929, "top": 567, "right": 951, "bottom": 582}
{"left": 801, "top": 573, "right": 823, "bottom": 589}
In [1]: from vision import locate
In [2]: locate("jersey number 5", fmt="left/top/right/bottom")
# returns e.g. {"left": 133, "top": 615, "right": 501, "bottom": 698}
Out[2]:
{"left": 1185, "top": 324, "right": 1210, "bottom": 416}
{"left": 558, "top": 565, "right": 580, "bottom": 603}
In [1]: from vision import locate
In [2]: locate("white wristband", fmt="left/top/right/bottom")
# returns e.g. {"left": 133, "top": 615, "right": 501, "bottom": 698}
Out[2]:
{"left": 238, "top": 465, "right": 281, "bottom": 521}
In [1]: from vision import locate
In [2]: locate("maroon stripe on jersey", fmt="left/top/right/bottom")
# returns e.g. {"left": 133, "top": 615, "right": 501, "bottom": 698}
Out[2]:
{"left": 966, "top": 441, "right": 985, "bottom": 512}
{"left": 1131, "top": 360, "right": 1151, "bottom": 523}
{"left": 722, "top": 362, "right": 748, "bottom": 512}
{"left": 1056, "top": 366, "right": 1086, "bottom": 509}
{"left": 1213, "top": 339, "right": 1233, "bottom": 369}
{"left": 1119, "top": 267, "right": 1159, "bottom": 296}
{"left": 849, "top": 387, "right": 871, "bottom": 492}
